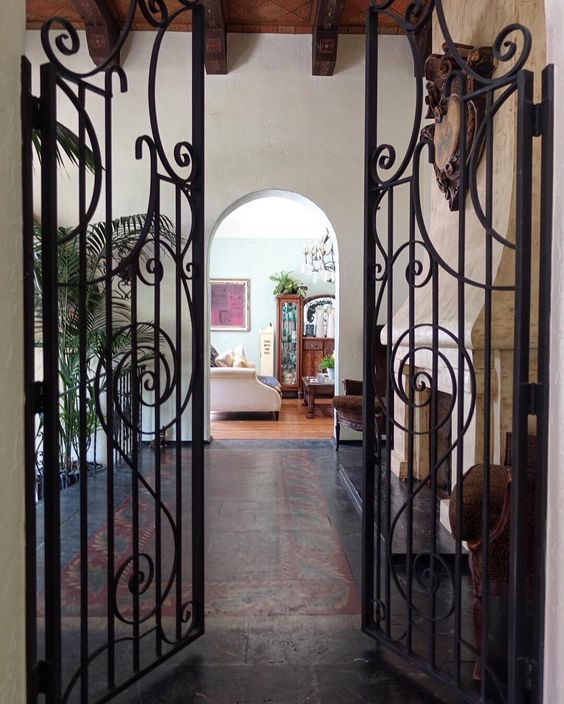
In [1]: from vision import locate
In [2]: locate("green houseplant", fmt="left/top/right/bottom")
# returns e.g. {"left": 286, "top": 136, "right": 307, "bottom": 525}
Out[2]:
{"left": 32, "top": 123, "right": 180, "bottom": 477}
{"left": 269, "top": 271, "right": 308, "bottom": 296}
{"left": 320, "top": 354, "right": 335, "bottom": 380}
{"left": 34, "top": 214, "right": 178, "bottom": 473}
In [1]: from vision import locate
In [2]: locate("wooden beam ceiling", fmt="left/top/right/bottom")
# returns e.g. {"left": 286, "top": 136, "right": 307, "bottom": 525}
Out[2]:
{"left": 312, "top": 0, "right": 347, "bottom": 76}
{"left": 69, "top": 0, "right": 120, "bottom": 67}
{"left": 205, "top": 0, "right": 228, "bottom": 75}
{"left": 26, "top": 0, "right": 426, "bottom": 76}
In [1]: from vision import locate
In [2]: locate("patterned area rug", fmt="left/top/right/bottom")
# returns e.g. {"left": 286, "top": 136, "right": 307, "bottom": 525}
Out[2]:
{"left": 53, "top": 445, "right": 360, "bottom": 619}
{"left": 205, "top": 447, "right": 360, "bottom": 616}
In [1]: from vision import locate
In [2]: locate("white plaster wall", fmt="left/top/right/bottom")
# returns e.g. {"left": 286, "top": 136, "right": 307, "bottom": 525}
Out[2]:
{"left": 0, "top": 0, "right": 26, "bottom": 702}
{"left": 543, "top": 1, "right": 564, "bottom": 701}
{"left": 25, "top": 30, "right": 416, "bottom": 440}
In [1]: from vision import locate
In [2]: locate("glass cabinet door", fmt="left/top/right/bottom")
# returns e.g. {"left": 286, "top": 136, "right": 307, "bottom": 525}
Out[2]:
{"left": 280, "top": 300, "right": 298, "bottom": 385}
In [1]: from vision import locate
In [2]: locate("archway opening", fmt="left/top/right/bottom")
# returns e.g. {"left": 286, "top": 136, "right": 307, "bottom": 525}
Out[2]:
{"left": 206, "top": 189, "right": 340, "bottom": 440}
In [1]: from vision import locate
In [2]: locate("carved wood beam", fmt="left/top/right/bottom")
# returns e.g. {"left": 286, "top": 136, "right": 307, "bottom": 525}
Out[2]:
{"left": 312, "top": 0, "right": 347, "bottom": 76}
{"left": 69, "top": 0, "right": 120, "bottom": 67}
{"left": 205, "top": 0, "right": 228, "bottom": 75}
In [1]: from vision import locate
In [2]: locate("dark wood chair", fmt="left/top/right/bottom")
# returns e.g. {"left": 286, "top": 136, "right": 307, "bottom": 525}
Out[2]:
{"left": 332, "top": 378, "right": 385, "bottom": 449}
{"left": 448, "top": 432, "right": 537, "bottom": 679}
{"left": 332, "top": 326, "right": 388, "bottom": 450}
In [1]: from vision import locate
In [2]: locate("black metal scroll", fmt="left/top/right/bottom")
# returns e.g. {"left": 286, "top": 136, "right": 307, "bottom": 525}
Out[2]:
{"left": 363, "top": 2, "right": 553, "bottom": 703}
{"left": 22, "top": 2, "right": 206, "bottom": 701}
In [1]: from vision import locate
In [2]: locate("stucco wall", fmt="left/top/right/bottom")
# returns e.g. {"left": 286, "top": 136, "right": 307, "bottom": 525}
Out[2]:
{"left": 543, "top": 0, "right": 564, "bottom": 701}
{"left": 25, "top": 30, "right": 416, "bottom": 440}
{"left": 0, "top": 0, "right": 26, "bottom": 702}
{"left": 8, "top": 2, "right": 564, "bottom": 701}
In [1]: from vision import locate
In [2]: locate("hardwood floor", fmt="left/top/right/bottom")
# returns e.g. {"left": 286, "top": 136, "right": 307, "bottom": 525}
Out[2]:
{"left": 210, "top": 398, "right": 334, "bottom": 440}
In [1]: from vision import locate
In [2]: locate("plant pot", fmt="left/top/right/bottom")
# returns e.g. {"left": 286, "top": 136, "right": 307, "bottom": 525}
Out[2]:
{"left": 327, "top": 367, "right": 335, "bottom": 380}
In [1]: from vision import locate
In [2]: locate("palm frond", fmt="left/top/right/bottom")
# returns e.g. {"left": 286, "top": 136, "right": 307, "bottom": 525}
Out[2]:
{"left": 32, "top": 212, "right": 181, "bottom": 466}
{"left": 31, "top": 122, "right": 96, "bottom": 173}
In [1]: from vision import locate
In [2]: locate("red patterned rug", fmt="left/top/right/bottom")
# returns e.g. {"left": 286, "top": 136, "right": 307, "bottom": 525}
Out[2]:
{"left": 52, "top": 447, "right": 360, "bottom": 619}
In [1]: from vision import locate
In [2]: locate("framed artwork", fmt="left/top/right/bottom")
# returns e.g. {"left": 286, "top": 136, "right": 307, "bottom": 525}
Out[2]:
{"left": 210, "top": 279, "right": 250, "bottom": 331}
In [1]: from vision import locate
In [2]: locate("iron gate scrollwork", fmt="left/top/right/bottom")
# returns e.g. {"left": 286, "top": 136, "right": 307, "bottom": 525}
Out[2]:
{"left": 22, "top": 2, "right": 206, "bottom": 702}
{"left": 363, "top": 2, "right": 553, "bottom": 703}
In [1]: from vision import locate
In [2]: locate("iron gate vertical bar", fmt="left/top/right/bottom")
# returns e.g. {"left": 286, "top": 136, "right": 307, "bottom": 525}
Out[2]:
{"left": 382, "top": 184, "right": 393, "bottom": 637}
{"left": 21, "top": 55, "right": 38, "bottom": 704}
{"left": 406, "top": 182, "right": 415, "bottom": 654}
{"left": 429, "top": 256, "right": 439, "bottom": 670}
{"left": 78, "top": 80, "right": 90, "bottom": 702}
{"left": 191, "top": 3, "right": 206, "bottom": 630}
{"left": 40, "top": 60, "right": 62, "bottom": 704}
{"left": 154, "top": 181, "right": 163, "bottom": 658}
{"left": 130, "top": 260, "right": 141, "bottom": 672}
{"left": 508, "top": 68, "right": 535, "bottom": 704}
{"left": 455, "top": 65, "right": 468, "bottom": 691}
{"left": 480, "top": 86, "right": 494, "bottom": 702}
{"left": 534, "top": 63, "right": 554, "bottom": 704}
{"left": 362, "top": 4, "right": 377, "bottom": 635}
{"left": 103, "top": 69, "right": 116, "bottom": 692}
{"left": 174, "top": 183, "right": 183, "bottom": 641}
{"left": 406, "top": 181, "right": 421, "bottom": 655}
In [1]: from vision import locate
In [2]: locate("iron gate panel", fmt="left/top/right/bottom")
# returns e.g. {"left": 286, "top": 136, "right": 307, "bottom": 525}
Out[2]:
{"left": 23, "top": 3, "right": 206, "bottom": 701}
{"left": 362, "top": 3, "right": 553, "bottom": 703}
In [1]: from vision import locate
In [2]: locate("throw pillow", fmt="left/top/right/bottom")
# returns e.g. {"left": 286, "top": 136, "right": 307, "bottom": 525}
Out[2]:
{"left": 232, "top": 354, "right": 252, "bottom": 368}
{"left": 215, "top": 350, "right": 234, "bottom": 367}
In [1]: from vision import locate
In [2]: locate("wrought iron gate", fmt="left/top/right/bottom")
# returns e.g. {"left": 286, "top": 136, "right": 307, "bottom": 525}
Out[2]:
{"left": 363, "top": 3, "right": 553, "bottom": 703}
{"left": 22, "top": 2, "right": 205, "bottom": 701}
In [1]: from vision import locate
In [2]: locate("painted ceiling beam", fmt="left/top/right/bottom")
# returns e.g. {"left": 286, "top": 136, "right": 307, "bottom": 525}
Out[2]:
{"left": 312, "top": 0, "right": 347, "bottom": 76}
{"left": 69, "top": 0, "right": 120, "bottom": 67}
{"left": 205, "top": 0, "right": 228, "bottom": 75}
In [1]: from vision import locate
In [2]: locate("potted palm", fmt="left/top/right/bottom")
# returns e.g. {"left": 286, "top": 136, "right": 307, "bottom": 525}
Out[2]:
{"left": 34, "top": 214, "right": 178, "bottom": 479}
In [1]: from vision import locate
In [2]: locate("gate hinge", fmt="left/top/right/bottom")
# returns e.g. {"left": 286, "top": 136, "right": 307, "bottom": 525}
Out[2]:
{"left": 532, "top": 101, "right": 544, "bottom": 137}
{"left": 519, "top": 656, "right": 537, "bottom": 692}
{"left": 33, "top": 659, "right": 51, "bottom": 696}
{"left": 525, "top": 382, "right": 542, "bottom": 416}
{"left": 30, "top": 380, "right": 46, "bottom": 415}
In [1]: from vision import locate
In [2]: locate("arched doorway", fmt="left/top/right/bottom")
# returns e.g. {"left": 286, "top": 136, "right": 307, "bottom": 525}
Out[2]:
{"left": 206, "top": 189, "right": 340, "bottom": 440}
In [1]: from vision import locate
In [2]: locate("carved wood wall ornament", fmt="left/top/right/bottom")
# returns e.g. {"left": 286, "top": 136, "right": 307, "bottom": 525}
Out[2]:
{"left": 421, "top": 43, "right": 496, "bottom": 211}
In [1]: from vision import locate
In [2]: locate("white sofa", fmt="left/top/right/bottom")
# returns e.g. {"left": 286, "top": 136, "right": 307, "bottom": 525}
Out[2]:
{"left": 209, "top": 366, "right": 281, "bottom": 418}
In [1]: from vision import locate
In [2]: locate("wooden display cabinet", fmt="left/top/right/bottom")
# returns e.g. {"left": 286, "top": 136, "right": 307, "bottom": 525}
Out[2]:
{"left": 300, "top": 336, "right": 335, "bottom": 390}
{"left": 275, "top": 294, "right": 303, "bottom": 395}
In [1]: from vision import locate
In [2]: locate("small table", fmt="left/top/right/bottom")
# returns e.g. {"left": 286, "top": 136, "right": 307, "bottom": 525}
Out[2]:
{"left": 301, "top": 376, "right": 335, "bottom": 418}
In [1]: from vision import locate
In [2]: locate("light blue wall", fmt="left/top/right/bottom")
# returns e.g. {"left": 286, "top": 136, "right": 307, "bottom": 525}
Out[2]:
{"left": 209, "top": 237, "right": 335, "bottom": 365}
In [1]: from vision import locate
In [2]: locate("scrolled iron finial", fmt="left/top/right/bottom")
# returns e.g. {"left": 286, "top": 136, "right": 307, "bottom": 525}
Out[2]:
{"left": 138, "top": 0, "right": 170, "bottom": 27}
{"left": 40, "top": 2, "right": 138, "bottom": 79}
{"left": 434, "top": 0, "right": 532, "bottom": 84}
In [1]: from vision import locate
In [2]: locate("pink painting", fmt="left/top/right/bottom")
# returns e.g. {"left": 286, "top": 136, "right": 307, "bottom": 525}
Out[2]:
{"left": 210, "top": 279, "right": 250, "bottom": 331}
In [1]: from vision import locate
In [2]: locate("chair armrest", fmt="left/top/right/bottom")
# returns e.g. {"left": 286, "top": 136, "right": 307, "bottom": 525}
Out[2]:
{"left": 343, "top": 379, "right": 363, "bottom": 395}
{"left": 449, "top": 464, "right": 510, "bottom": 544}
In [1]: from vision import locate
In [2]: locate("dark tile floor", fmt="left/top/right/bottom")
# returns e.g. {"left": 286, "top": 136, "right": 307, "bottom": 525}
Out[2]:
{"left": 37, "top": 440, "right": 466, "bottom": 703}
{"left": 112, "top": 441, "right": 458, "bottom": 703}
